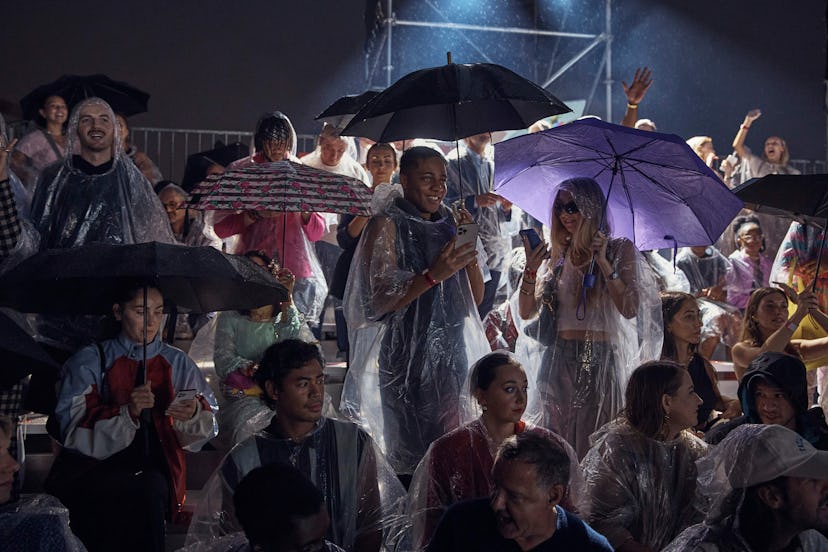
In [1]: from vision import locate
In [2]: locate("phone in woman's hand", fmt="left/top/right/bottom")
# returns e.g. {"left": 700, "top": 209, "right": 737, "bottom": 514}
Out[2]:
{"left": 519, "top": 228, "right": 542, "bottom": 249}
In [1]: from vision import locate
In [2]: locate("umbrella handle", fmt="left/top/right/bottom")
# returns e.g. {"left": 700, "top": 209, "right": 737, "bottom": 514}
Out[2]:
{"left": 577, "top": 259, "right": 597, "bottom": 320}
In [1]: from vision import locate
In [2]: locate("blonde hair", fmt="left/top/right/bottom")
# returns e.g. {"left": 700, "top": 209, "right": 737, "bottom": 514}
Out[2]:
{"left": 549, "top": 177, "right": 610, "bottom": 263}
{"left": 765, "top": 136, "right": 790, "bottom": 166}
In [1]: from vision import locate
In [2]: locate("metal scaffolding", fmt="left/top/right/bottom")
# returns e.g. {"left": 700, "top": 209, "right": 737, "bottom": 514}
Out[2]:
{"left": 365, "top": 0, "right": 615, "bottom": 121}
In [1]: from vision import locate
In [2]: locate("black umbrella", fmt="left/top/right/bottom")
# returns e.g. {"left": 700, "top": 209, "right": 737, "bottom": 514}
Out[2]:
{"left": 341, "top": 55, "right": 570, "bottom": 142}
{"left": 0, "top": 241, "right": 288, "bottom": 314}
{"left": 20, "top": 74, "right": 150, "bottom": 121}
{"left": 732, "top": 174, "right": 828, "bottom": 226}
{"left": 314, "top": 90, "right": 382, "bottom": 129}
{"left": 0, "top": 310, "right": 59, "bottom": 391}
{"left": 180, "top": 142, "right": 250, "bottom": 192}
{"left": 733, "top": 173, "right": 828, "bottom": 291}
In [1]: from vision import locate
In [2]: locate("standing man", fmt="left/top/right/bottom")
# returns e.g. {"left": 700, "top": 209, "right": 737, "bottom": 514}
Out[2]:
{"left": 30, "top": 97, "right": 173, "bottom": 250}
{"left": 301, "top": 123, "right": 369, "bottom": 353}
{"left": 344, "top": 146, "right": 490, "bottom": 477}
{"left": 428, "top": 432, "right": 612, "bottom": 551}
{"left": 445, "top": 133, "right": 512, "bottom": 319}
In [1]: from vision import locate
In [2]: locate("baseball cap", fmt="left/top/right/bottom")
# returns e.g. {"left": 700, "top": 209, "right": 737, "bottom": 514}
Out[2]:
{"left": 724, "top": 424, "right": 828, "bottom": 488}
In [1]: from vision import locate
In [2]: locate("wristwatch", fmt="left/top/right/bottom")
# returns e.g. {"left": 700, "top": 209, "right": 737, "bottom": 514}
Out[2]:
{"left": 608, "top": 270, "right": 619, "bottom": 281}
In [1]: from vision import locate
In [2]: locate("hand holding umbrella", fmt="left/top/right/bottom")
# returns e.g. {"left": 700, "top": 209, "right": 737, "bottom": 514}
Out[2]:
{"left": 128, "top": 379, "right": 155, "bottom": 419}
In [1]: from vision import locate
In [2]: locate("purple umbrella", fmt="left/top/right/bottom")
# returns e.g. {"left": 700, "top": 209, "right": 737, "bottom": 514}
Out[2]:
{"left": 493, "top": 118, "right": 743, "bottom": 251}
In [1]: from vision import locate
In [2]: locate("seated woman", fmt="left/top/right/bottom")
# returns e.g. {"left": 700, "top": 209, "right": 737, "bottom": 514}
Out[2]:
{"left": 156, "top": 182, "right": 221, "bottom": 248}
{"left": 214, "top": 250, "right": 305, "bottom": 445}
{"left": 0, "top": 414, "right": 87, "bottom": 551}
{"left": 406, "top": 351, "right": 582, "bottom": 549}
{"left": 45, "top": 282, "right": 218, "bottom": 552}
{"left": 660, "top": 291, "right": 741, "bottom": 432}
{"left": 675, "top": 244, "right": 741, "bottom": 360}
{"left": 726, "top": 215, "right": 772, "bottom": 311}
{"left": 580, "top": 361, "right": 707, "bottom": 552}
{"left": 731, "top": 286, "right": 828, "bottom": 380}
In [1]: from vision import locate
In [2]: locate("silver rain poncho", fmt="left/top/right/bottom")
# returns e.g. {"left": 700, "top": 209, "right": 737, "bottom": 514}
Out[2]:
{"left": 185, "top": 416, "right": 408, "bottom": 551}
{"left": 514, "top": 179, "right": 663, "bottom": 458}
{"left": 664, "top": 423, "right": 828, "bottom": 552}
{"left": 341, "top": 189, "right": 490, "bottom": 475}
{"left": 579, "top": 419, "right": 708, "bottom": 551}
{"left": 29, "top": 97, "right": 174, "bottom": 249}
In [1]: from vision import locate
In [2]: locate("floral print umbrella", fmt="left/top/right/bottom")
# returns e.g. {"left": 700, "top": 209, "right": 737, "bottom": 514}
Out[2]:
{"left": 187, "top": 160, "right": 373, "bottom": 216}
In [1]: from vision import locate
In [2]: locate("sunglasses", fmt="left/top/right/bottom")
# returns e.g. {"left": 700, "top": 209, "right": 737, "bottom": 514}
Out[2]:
{"left": 554, "top": 201, "right": 580, "bottom": 215}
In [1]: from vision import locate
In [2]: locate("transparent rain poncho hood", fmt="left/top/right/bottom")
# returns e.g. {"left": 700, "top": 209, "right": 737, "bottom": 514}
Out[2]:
{"left": 512, "top": 178, "right": 663, "bottom": 457}
{"left": 664, "top": 423, "right": 828, "bottom": 552}
{"left": 341, "top": 192, "right": 490, "bottom": 474}
{"left": 579, "top": 419, "right": 708, "bottom": 551}
{"left": 185, "top": 416, "right": 408, "bottom": 551}
{"left": 29, "top": 97, "right": 174, "bottom": 249}
{"left": 253, "top": 111, "right": 298, "bottom": 158}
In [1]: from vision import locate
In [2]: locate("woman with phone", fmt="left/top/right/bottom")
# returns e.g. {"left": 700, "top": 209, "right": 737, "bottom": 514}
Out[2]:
{"left": 47, "top": 282, "right": 218, "bottom": 552}
{"left": 517, "top": 177, "right": 661, "bottom": 458}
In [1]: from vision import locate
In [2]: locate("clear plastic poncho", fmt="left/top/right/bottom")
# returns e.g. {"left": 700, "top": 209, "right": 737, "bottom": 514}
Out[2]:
{"left": 514, "top": 181, "right": 663, "bottom": 458}
{"left": 341, "top": 192, "right": 491, "bottom": 475}
{"left": 212, "top": 307, "right": 309, "bottom": 446}
{"left": 664, "top": 423, "right": 828, "bottom": 552}
{"left": 579, "top": 419, "right": 708, "bottom": 551}
{"left": 0, "top": 494, "right": 87, "bottom": 551}
{"left": 0, "top": 171, "right": 39, "bottom": 275}
{"left": 405, "top": 419, "right": 585, "bottom": 550}
{"left": 29, "top": 97, "right": 174, "bottom": 249}
{"left": 185, "top": 416, "right": 408, "bottom": 551}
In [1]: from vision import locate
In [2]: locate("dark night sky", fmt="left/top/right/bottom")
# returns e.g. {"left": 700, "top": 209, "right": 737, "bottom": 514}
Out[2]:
{"left": 3, "top": 0, "right": 826, "bottom": 161}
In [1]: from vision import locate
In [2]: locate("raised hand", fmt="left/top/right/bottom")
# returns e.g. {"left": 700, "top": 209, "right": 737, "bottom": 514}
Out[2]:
{"left": 622, "top": 67, "right": 654, "bottom": 105}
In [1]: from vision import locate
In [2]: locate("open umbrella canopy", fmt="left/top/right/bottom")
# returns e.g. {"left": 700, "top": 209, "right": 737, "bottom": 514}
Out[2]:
{"left": 20, "top": 74, "right": 150, "bottom": 120}
{"left": 0, "top": 242, "right": 287, "bottom": 314}
{"left": 732, "top": 174, "right": 828, "bottom": 226}
{"left": 315, "top": 90, "right": 382, "bottom": 129}
{"left": 0, "top": 310, "right": 59, "bottom": 390}
{"left": 494, "top": 118, "right": 744, "bottom": 251}
{"left": 187, "top": 160, "right": 373, "bottom": 216}
{"left": 341, "top": 61, "right": 570, "bottom": 142}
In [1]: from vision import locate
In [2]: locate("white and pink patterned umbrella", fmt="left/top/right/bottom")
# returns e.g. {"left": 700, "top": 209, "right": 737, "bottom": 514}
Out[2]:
{"left": 187, "top": 160, "right": 373, "bottom": 216}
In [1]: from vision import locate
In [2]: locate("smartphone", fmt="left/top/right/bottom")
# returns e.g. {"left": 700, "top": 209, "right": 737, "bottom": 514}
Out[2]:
{"left": 455, "top": 223, "right": 479, "bottom": 250}
{"left": 169, "top": 389, "right": 197, "bottom": 407}
{"left": 519, "top": 228, "right": 542, "bottom": 249}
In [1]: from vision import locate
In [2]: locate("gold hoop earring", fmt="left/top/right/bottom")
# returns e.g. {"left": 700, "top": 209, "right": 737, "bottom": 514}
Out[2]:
{"left": 658, "top": 413, "right": 671, "bottom": 440}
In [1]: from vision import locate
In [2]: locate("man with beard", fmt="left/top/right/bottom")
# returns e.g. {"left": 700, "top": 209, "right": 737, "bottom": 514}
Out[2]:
{"left": 30, "top": 97, "right": 173, "bottom": 250}
{"left": 185, "top": 339, "right": 406, "bottom": 552}
{"left": 428, "top": 432, "right": 611, "bottom": 551}
{"left": 665, "top": 424, "right": 828, "bottom": 552}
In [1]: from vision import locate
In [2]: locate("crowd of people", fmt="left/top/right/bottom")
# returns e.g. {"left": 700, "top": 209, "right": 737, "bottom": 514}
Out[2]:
{"left": 0, "top": 65, "right": 827, "bottom": 552}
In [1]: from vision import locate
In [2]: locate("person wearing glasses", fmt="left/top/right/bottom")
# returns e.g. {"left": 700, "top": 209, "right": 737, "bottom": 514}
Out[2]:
{"left": 517, "top": 177, "right": 662, "bottom": 458}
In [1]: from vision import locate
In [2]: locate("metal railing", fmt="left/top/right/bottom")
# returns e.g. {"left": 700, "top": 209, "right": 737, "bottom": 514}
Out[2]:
{"left": 8, "top": 120, "right": 828, "bottom": 182}
{"left": 130, "top": 127, "right": 317, "bottom": 183}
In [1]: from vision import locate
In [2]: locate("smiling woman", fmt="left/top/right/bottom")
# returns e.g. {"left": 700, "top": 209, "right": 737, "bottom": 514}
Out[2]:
{"left": 731, "top": 286, "right": 828, "bottom": 380}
